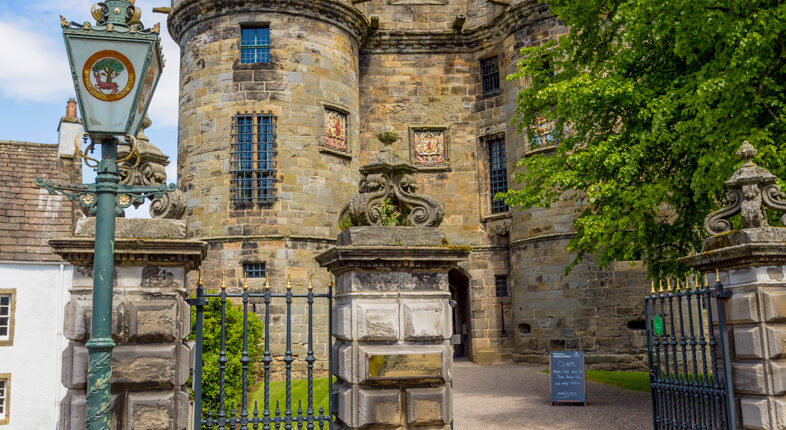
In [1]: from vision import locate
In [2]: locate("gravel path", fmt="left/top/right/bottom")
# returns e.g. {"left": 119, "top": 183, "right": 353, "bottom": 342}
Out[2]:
{"left": 452, "top": 361, "right": 652, "bottom": 430}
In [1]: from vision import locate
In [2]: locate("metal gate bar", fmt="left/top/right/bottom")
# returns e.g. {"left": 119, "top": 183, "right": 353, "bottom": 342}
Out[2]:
{"left": 645, "top": 275, "right": 735, "bottom": 430}
{"left": 189, "top": 274, "right": 333, "bottom": 430}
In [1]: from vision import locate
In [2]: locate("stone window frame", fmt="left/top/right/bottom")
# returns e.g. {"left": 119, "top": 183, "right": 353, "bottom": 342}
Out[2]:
{"left": 229, "top": 110, "right": 278, "bottom": 208}
{"left": 478, "top": 131, "right": 511, "bottom": 220}
{"left": 239, "top": 24, "right": 271, "bottom": 64}
{"left": 319, "top": 102, "right": 352, "bottom": 160}
{"left": 242, "top": 261, "right": 267, "bottom": 279}
{"left": 0, "top": 290, "right": 15, "bottom": 347}
{"left": 480, "top": 56, "right": 501, "bottom": 95}
{"left": 407, "top": 124, "right": 451, "bottom": 172}
{"left": 0, "top": 374, "right": 9, "bottom": 425}
{"left": 495, "top": 275, "right": 509, "bottom": 298}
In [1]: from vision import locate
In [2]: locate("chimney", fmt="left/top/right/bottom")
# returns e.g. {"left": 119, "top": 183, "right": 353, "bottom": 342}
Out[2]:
{"left": 58, "top": 98, "right": 82, "bottom": 159}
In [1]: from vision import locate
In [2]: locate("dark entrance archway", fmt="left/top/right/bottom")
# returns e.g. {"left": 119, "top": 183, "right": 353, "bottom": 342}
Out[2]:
{"left": 449, "top": 268, "right": 472, "bottom": 359}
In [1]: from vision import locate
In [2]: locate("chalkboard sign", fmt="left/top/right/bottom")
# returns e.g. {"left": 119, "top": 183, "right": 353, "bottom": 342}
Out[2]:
{"left": 549, "top": 351, "right": 586, "bottom": 405}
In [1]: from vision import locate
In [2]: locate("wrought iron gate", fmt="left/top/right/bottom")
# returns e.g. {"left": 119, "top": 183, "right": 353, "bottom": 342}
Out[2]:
{"left": 188, "top": 274, "right": 333, "bottom": 430}
{"left": 645, "top": 276, "right": 735, "bottom": 430}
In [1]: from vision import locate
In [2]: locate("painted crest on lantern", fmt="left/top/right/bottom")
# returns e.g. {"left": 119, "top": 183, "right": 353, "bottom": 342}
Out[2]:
{"left": 82, "top": 50, "right": 135, "bottom": 102}
{"left": 137, "top": 64, "right": 156, "bottom": 114}
{"left": 413, "top": 130, "right": 446, "bottom": 166}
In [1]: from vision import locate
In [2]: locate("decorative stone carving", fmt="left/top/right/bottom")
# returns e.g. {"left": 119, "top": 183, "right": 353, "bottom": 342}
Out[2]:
{"left": 323, "top": 108, "right": 348, "bottom": 153}
{"left": 340, "top": 125, "right": 444, "bottom": 227}
{"left": 705, "top": 141, "right": 786, "bottom": 235}
{"left": 412, "top": 129, "right": 447, "bottom": 167}
{"left": 118, "top": 116, "right": 186, "bottom": 219}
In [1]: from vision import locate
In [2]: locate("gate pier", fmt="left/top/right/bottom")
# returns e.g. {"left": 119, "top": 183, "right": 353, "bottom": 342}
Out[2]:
{"left": 52, "top": 218, "right": 205, "bottom": 429}
{"left": 317, "top": 226, "right": 469, "bottom": 429}
{"left": 681, "top": 142, "right": 786, "bottom": 429}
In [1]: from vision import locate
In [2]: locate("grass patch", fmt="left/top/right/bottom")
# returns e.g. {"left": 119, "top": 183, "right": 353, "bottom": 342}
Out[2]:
{"left": 248, "top": 378, "right": 331, "bottom": 413}
{"left": 544, "top": 369, "right": 651, "bottom": 392}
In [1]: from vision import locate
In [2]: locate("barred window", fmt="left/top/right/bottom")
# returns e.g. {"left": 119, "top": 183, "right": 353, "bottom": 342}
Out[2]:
{"left": 488, "top": 136, "right": 509, "bottom": 213}
{"left": 243, "top": 262, "right": 266, "bottom": 279}
{"left": 241, "top": 26, "right": 270, "bottom": 64}
{"left": 0, "top": 377, "right": 7, "bottom": 424}
{"left": 495, "top": 275, "right": 509, "bottom": 298}
{"left": 231, "top": 111, "right": 277, "bottom": 207}
{"left": 0, "top": 293, "right": 12, "bottom": 343}
{"left": 481, "top": 57, "right": 500, "bottom": 94}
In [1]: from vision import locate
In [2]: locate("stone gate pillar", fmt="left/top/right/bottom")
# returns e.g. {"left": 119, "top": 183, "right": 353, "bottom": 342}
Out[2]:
{"left": 317, "top": 227, "right": 468, "bottom": 429}
{"left": 51, "top": 218, "right": 205, "bottom": 429}
{"left": 682, "top": 142, "right": 786, "bottom": 429}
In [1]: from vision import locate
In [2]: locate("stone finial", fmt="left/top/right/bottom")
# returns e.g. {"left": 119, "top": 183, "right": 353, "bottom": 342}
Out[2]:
{"left": 117, "top": 116, "right": 186, "bottom": 219}
{"left": 339, "top": 126, "right": 445, "bottom": 227}
{"left": 704, "top": 141, "right": 786, "bottom": 235}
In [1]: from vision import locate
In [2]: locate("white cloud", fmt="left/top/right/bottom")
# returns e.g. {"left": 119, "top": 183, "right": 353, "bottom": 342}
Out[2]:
{"left": 0, "top": 21, "right": 73, "bottom": 102}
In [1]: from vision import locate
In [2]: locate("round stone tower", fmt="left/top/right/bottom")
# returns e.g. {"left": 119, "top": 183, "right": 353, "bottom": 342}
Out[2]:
{"left": 168, "top": 0, "right": 368, "bottom": 371}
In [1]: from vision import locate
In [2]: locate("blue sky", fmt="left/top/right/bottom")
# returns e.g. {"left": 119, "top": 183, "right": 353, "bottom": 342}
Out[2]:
{"left": 0, "top": 0, "right": 179, "bottom": 181}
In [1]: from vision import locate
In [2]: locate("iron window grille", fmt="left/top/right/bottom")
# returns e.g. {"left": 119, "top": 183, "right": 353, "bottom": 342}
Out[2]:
{"left": 243, "top": 262, "right": 266, "bottom": 279}
{"left": 241, "top": 26, "right": 271, "bottom": 64}
{"left": 495, "top": 275, "right": 509, "bottom": 298}
{"left": 481, "top": 57, "right": 500, "bottom": 94}
{"left": 231, "top": 111, "right": 277, "bottom": 208}
{"left": 488, "top": 136, "right": 509, "bottom": 213}
{"left": 0, "top": 378, "right": 6, "bottom": 423}
{"left": 0, "top": 295, "right": 10, "bottom": 341}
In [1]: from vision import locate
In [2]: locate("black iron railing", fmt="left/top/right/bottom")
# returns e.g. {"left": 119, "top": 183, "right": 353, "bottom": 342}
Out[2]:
{"left": 645, "top": 275, "right": 735, "bottom": 430}
{"left": 189, "top": 274, "right": 333, "bottom": 430}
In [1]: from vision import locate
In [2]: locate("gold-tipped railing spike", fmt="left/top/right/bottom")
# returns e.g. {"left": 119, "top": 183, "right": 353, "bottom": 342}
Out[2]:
{"left": 264, "top": 277, "right": 271, "bottom": 290}
{"left": 328, "top": 275, "right": 334, "bottom": 288}
{"left": 651, "top": 280, "right": 656, "bottom": 294}
{"left": 667, "top": 279, "right": 672, "bottom": 292}
{"left": 243, "top": 275, "right": 248, "bottom": 290}
{"left": 659, "top": 279, "right": 664, "bottom": 293}
{"left": 704, "top": 273, "right": 710, "bottom": 287}
{"left": 198, "top": 267, "right": 203, "bottom": 286}
{"left": 220, "top": 271, "right": 226, "bottom": 290}
{"left": 308, "top": 274, "right": 313, "bottom": 290}
{"left": 715, "top": 268, "right": 721, "bottom": 285}
{"left": 287, "top": 274, "right": 292, "bottom": 290}
{"left": 695, "top": 274, "right": 702, "bottom": 290}
{"left": 675, "top": 278, "right": 681, "bottom": 291}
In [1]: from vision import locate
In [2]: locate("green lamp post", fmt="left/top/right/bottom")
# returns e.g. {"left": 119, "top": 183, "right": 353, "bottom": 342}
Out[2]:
{"left": 36, "top": 1, "right": 171, "bottom": 428}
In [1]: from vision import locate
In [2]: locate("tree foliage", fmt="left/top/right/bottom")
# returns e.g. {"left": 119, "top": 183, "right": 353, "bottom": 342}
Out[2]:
{"left": 190, "top": 293, "right": 264, "bottom": 415}
{"left": 92, "top": 57, "right": 124, "bottom": 82}
{"left": 502, "top": 0, "right": 786, "bottom": 278}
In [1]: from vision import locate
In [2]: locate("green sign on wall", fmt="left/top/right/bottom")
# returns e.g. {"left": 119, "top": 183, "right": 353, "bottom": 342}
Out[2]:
{"left": 652, "top": 315, "right": 664, "bottom": 336}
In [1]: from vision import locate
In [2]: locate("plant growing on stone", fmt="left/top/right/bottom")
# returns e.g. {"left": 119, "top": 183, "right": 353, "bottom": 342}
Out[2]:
{"left": 338, "top": 214, "right": 353, "bottom": 230}
{"left": 503, "top": 0, "right": 786, "bottom": 278}
{"left": 190, "top": 293, "right": 264, "bottom": 416}
{"left": 380, "top": 197, "right": 409, "bottom": 226}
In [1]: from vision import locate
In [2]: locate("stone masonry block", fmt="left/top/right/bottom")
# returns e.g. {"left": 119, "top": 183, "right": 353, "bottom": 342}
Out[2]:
{"left": 63, "top": 297, "right": 123, "bottom": 341}
{"left": 764, "top": 291, "right": 786, "bottom": 323}
{"left": 728, "top": 292, "right": 760, "bottom": 324}
{"left": 356, "top": 301, "right": 399, "bottom": 341}
{"left": 59, "top": 390, "right": 121, "bottom": 430}
{"left": 402, "top": 301, "right": 449, "bottom": 341}
{"left": 734, "top": 362, "right": 768, "bottom": 395}
{"left": 740, "top": 396, "right": 771, "bottom": 430}
{"left": 128, "top": 299, "right": 179, "bottom": 342}
{"left": 333, "top": 303, "right": 351, "bottom": 341}
{"left": 774, "top": 396, "right": 786, "bottom": 430}
{"left": 405, "top": 386, "right": 451, "bottom": 425}
{"left": 63, "top": 344, "right": 189, "bottom": 388}
{"left": 358, "top": 388, "right": 401, "bottom": 428}
{"left": 734, "top": 325, "right": 764, "bottom": 359}
{"left": 126, "top": 391, "right": 188, "bottom": 430}
{"left": 772, "top": 361, "right": 786, "bottom": 395}
{"left": 357, "top": 343, "right": 452, "bottom": 384}
{"left": 768, "top": 325, "right": 786, "bottom": 358}
{"left": 336, "top": 383, "right": 353, "bottom": 427}
{"left": 336, "top": 342, "right": 353, "bottom": 383}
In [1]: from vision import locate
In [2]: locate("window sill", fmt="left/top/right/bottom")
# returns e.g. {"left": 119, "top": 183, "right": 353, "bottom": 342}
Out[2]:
{"left": 477, "top": 89, "right": 502, "bottom": 100}
{"left": 319, "top": 146, "right": 352, "bottom": 160}
{"left": 482, "top": 212, "right": 511, "bottom": 222}
{"left": 523, "top": 145, "right": 557, "bottom": 158}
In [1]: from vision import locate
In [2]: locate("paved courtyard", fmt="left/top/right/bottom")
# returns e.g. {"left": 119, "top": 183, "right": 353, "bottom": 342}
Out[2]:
{"left": 453, "top": 361, "right": 652, "bottom": 430}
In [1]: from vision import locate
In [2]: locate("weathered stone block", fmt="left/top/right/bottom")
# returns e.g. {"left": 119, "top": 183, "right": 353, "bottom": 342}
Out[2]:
{"left": 357, "top": 344, "right": 451, "bottom": 384}
{"left": 768, "top": 325, "right": 786, "bottom": 358}
{"left": 764, "top": 291, "right": 786, "bottom": 323}
{"left": 128, "top": 299, "right": 179, "bottom": 342}
{"left": 337, "top": 226, "right": 445, "bottom": 247}
{"left": 771, "top": 361, "right": 786, "bottom": 395}
{"left": 740, "top": 396, "right": 771, "bottom": 430}
{"left": 774, "top": 396, "right": 786, "bottom": 429}
{"left": 735, "top": 325, "right": 764, "bottom": 359}
{"left": 63, "top": 344, "right": 189, "bottom": 388}
{"left": 126, "top": 391, "right": 188, "bottom": 430}
{"left": 357, "top": 388, "right": 401, "bottom": 427}
{"left": 336, "top": 342, "right": 353, "bottom": 383}
{"left": 728, "top": 292, "right": 761, "bottom": 324}
{"left": 333, "top": 303, "right": 352, "bottom": 341}
{"left": 357, "top": 301, "right": 399, "bottom": 341}
{"left": 405, "top": 386, "right": 451, "bottom": 425}
{"left": 58, "top": 390, "right": 121, "bottom": 430}
{"left": 734, "top": 362, "right": 767, "bottom": 395}
{"left": 63, "top": 296, "right": 123, "bottom": 341}
{"left": 402, "top": 301, "right": 449, "bottom": 340}
{"left": 336, "top": 383, "right": 353, "bottom": 427}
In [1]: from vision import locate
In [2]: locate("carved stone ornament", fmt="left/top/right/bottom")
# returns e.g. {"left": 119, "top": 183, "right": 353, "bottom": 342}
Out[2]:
{"left": 340, "top": 125, "right": 445, "bottom": 227}
{"left": 704, "top": 141, "right": 786, "bottom": 235}
{"left": 117, "top": 116, "right": 186, "bottom": 219}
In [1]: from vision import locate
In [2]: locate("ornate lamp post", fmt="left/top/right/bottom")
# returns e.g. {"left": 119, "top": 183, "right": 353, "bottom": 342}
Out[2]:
{"left": 36, "top": 2, "right": 171, "bottom": 428}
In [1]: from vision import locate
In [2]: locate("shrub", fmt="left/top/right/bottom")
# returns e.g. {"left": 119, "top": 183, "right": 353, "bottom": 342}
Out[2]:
{"left": 190, "top": 292, "right": 264, "bottom": 415}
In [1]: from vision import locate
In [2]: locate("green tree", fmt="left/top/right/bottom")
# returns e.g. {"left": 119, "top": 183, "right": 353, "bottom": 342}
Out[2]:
{"left": 190, "top": 293, "right": 264, "bottom": 415}
{"left": 502, "top": 0, "right": 786, "bottom": 278}
{"left": 92, "top": 57, "right": 124, "bottom": 82}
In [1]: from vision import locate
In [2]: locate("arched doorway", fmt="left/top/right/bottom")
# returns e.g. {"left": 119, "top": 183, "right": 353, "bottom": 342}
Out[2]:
{"left": 449, "top": 268, "right": 472, "bottom": 359}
